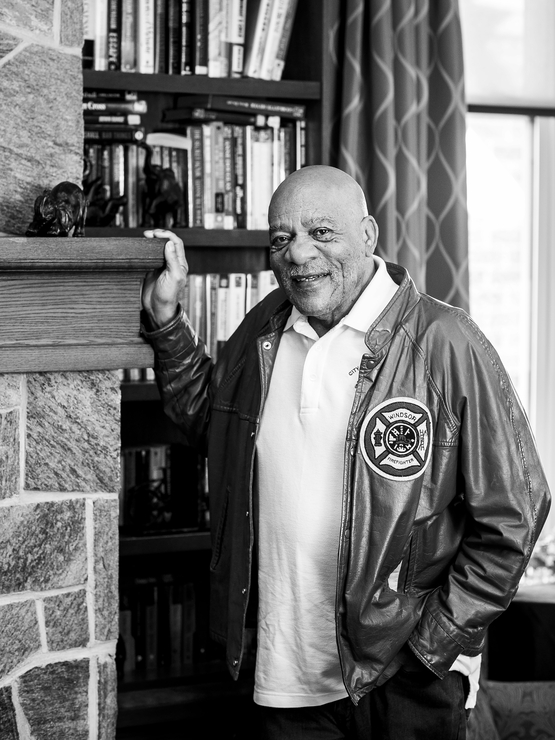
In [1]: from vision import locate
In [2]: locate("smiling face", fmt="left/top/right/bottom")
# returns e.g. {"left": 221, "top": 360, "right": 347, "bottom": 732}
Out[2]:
{"left": 268, "top": 166, "right": 379, "bottom": 336}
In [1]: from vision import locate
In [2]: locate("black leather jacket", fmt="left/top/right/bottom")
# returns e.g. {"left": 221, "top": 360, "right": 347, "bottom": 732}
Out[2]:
{"left": 145, "top": 262, "right": 551, "bottom": 704}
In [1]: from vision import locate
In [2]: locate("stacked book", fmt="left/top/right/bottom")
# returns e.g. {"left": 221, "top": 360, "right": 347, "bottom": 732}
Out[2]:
{"left": 83, "top": 0, "right": 299, "bottom": 79}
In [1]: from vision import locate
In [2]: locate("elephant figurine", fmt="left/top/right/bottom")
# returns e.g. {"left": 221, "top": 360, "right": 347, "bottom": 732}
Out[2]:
{"left": 140, "top": 142, "right": 184, "bottom": 229}
{"left": 25, "top": 181, "right": 88, "bottom": 237}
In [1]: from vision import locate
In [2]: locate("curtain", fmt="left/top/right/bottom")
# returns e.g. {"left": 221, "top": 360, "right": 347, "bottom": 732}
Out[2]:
{"left": 327, "top": 0, "right": 469, "bottom": 310}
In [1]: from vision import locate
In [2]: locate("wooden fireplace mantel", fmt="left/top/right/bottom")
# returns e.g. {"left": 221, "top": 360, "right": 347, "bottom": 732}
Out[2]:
{"left": 0, "top": 237, "right": 166, "bottom": 373}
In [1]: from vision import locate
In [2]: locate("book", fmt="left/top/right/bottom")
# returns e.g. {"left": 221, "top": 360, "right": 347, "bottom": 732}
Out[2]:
{"left": 222, "top": 124, "right": 235, "bottom": 229}
{"left": 182, "top": 582, "right": 196, "bottom": 664}
{"left": 233, "top": 124, "right": 246, "bottom": 228}
{"left": 83, "top": 113, "right": 142, "bottom": 125}
{"left": 195, "top": 0, "right": 209, "bottom": 75}
{"left": 119, "top": 588, "right": 136, "bottom": 675}
{"left": 259, "top": 0, "right": 289, "bottom": 81}
{"left": 175, "top": 93, "right": 305, "bottom": 119}
{"left": 107, "top": 0, "right": 121, "bottom": 70}
{"left": 154, "top": 0, "right": 167, "bottom": 73}
{"left": 202, "top": 122, "right": 213, "bottom": 228}
{"left": 120, "top": 0, "right": 137, "bottom": 72}
{"left": 207, "top": 0, "right": 226, "bottom": 78}
{"left": 137, "top": 0, "right": 155, "bottom": 73}
{"left": 271, "top": 0, "right": 298, "bottom": 80}
{"left": 216, "top": 274, "right": 229, "bottom": 353}
{"left": 124, "top": 143, "right": 139, "bottom": 227}
{"left": 163, "top": 105, "right": 267, "bottom": 126}
{"left": 227, "top": 273, "right": 247, "bottom": 337}
{"left": 258, "top": 269, "right": 279, "bottom": 300}
{"left": 83, "top": 89, "right": 139, "bottom": 100}
{"left": 145, "top": 131, "right": 192, "bottom": 150}
{"left": 94, "top": 0, "right": 109, "bottom": 71}
{"left": 83, "top": 0, "right": 96, "bottom": 69}
{"left": 246, "top": 126, "right": 273, "bottom": 229}
{"left": 83, "top": 99, "right": 148, "bottom": 114}
{"left": 188, "top": 125, "right": 204, "bottom": 227}
{"left": 242, "top": 0, "right": 274, "bottom": 78}
{"left": 225, "top": 0, "right": 246, "bottom": 77}
{"left": 167, "top": 0, "right": 182, "bottom": 74}
{"left": 210, "top": 121, "right": 226, "bottom": 228}
{"left": 181, "top": 0, "right": 194, "bottom": 74}
{"left": 84, "top": 126, "right": 146, "bottom": 142}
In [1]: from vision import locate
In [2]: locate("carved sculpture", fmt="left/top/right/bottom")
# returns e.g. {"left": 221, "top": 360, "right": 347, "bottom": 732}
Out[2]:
{"left": 25, "top": 181, "right": 88, "bottom": 237}
{"left": 140, "top": 142, "right": 184, "bottom": 229}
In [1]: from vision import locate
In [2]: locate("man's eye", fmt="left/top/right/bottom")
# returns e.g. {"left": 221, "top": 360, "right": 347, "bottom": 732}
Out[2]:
{"left": 270, "top": 235, "right": 290, "bottom": 250}
{"left": 313, "top": 228, "right": 331, "bottom": 239}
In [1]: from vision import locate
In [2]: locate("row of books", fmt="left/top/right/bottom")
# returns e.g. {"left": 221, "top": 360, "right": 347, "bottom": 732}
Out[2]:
{"left": 84, "top": 122, "right": 304, "bottom": 229}
{"left": 83, "top": 0, "right": 299, "bottom": 80}
{"left": 120, "top": 443, "right": 208, "bottom": 532}
{"left": 119, "top": 575, "right": 196, "bottom": 676}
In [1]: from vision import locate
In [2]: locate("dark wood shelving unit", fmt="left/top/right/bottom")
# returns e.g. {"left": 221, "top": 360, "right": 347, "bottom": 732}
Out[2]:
{"left": 120, "top": 530, "right": 210, "bottom": 557}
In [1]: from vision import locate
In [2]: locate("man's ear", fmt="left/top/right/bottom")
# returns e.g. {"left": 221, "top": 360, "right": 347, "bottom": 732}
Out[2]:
{"left": 362, "top": 215, "right": 379, "bottom": 255}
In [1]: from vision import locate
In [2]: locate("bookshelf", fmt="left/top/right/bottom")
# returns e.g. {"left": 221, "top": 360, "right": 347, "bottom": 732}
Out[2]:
{"left": 84, "top": 0, "right": 333, "bottom": 733}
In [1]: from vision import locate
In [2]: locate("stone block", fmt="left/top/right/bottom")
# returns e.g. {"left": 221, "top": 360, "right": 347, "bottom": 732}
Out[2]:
{"left": 0, "top": 31, "right": 21, "bottom": 61}
{"left": 98, "top": 655, "right": 118, "bottom": 740}
{"left": 0, "top": 686, "right": 18, "bottom": 739}
{"left": 25, "top": 371, "right": 120, "bottom": 493}
{"left": 0, "top": 45, "right": 83, "bottom": 235}
{"left": 94, "top": 498, "right": 119, "bottom": 641}
{"left": 17, "top": 659, "right": 89, "bottom": 740}
{"left": 0, "top": 409, "right": 20, "bottom": 500}
{"left": 43, "top": 589, "right": 89, "bottom": 651}
{"left": 0, "top": 374, "right": 21, "bottom": 409}
{"left": 61, "top": 0, "right": 83, "bottom": 47}
{"left": 0, "top": 600, "right": 41, "bottom": 679}
{"left": 0, "top": 1, "right": 53, "bottom": 37}
{"left": 0, "top": 499, "right": 86, "bottom": 593}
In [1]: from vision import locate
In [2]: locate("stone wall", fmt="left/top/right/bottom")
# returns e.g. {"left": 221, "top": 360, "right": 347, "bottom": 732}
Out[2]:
{"left": 0, "top": 2, "right": 121, "bottom": 738}
{"left": 0, "top": 0, "right": 83, "bottom": 235}
{"left": 0, "top": 372, "right": 121, "bottom": 739}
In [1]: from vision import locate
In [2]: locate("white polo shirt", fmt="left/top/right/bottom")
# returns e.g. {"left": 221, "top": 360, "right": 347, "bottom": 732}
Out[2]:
{"left": 254, "top": 256, "right": 399, "bottom": 707}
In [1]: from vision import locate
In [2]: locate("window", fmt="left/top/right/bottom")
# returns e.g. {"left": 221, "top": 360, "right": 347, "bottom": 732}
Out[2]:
{"left": 461, "top": 0, "right": 555, "bottom": 536}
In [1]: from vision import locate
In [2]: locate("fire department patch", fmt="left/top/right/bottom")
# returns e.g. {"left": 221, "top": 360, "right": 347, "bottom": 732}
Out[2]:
{"left": 360, "top": 397, "right": 432, "bottom": 481}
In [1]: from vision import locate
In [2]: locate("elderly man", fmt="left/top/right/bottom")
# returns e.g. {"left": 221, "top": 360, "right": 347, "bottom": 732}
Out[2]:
{"left": 141, "top": 165, "right": 550, "bottom": 739}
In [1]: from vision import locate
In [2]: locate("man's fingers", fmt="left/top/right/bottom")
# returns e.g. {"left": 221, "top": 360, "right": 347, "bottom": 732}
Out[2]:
{"left": 143, "top": 229, "right": 188, "bottom": 273}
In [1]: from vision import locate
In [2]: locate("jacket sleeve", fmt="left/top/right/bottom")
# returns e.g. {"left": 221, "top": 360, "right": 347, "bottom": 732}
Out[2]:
{"left": 141, "top": 307, "right": 214, "bottom": 454}
{"left": 409, "top": 316, "right": 551, "bottom": 677}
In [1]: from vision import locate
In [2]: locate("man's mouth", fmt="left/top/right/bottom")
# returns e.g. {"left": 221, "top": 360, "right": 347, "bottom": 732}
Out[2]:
{"left": 292, "top": 273, "right": 328, "bottom": 283}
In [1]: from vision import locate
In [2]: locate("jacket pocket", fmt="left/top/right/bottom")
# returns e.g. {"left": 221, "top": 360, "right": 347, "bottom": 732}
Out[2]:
{"left": 210, "top": 486, "right": 230, "bottom": 571}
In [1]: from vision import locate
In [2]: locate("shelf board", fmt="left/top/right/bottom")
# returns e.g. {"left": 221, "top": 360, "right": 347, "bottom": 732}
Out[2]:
{"left": 83, "top": 70, "right": 320, "bottom": 99}
{"left": 120, "top": 530, "right": 211, "bottom": 556}
{"left": 85, "top": 227, "right": 269, "bottom": 248}
{"left": 121, "top": 381, "right": 159, "bottom": 402}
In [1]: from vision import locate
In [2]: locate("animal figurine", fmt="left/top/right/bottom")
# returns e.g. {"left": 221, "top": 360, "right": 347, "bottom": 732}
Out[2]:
{"left": 140, "top": 142, "right": 184, "bottom": 228}
{"left": 25, "top": 181, "right": 88, "bottom": 237}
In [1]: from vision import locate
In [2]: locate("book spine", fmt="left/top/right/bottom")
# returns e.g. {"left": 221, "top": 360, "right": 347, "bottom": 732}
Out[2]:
{"left": 154, "top": 0, "right": 167, "bottom": 73}
{"left": 243, "top": 0, "right": 274, "bottom": 78}
{"left": 259, "top": 0, "right": 289, "bottom": 81}
{"left": 202, "top": 122, "right": 214, "bottom": 228}
{"left": 207, "top": 274, "right": 219, "bottom": 359}
{"left": 83, "top": 99, "right": 148, "bottom": 113}
{"left": 124, "top": 143, "right": 139, "bottom": 228}
{"left": 120, "top": 0, "right": 137, "bottom": 72}
{"left": 222, "top": 124, "right": 235, "bottom": 229}
{"left": 119, "top": 589, "right": 136, "bottom": 674}
{"left": 226, "top": 0, "right": 246, "bottom": 77}
{"left": 271, "top": 0, "right": 298, "bottom": 80}
{"left": 138, "top": 0, "right": 156, "bottom": 73}
{"left": 110, "top": 143, "right": 126, "bottom": 227}
{"left": 226, "top": 273, "right": 247, "bottom": 337}
{"left": 233, "top": 124, "right": 246, "bottom": 229}
{"left": 195, "top": 0, "right": 209, "bottom": 75}
{"left": 207, "top": 0, "right": 226, "bottom": 78}
{"left": 83, "top": 0, "right": 96, "bottom": 69}
{"left": 84, "top": 113, "right": 142, "bottom": 125}
{"left": 167, "top": 0, "right": 182, "bottom": 75}
{"left": 182, "top": 582, "right": 195, "bottom": 665}
{"left": 107, "top": 0, "right": 121, "bottom": 71}
{"left": 211, "top": 121, "right": 225, "bottom": 229}
{"left": 249, "top": 127, "right": 273, "bottom": 229}
{"left": 189, "top": 125, "right": 205, "bottom": 227}
{"left": 83, "top": 89, "right": 139, "bottom": 101}
{"left": 94, "top": 0, "right": 109, "bottom": 71}
{"left": 181, "top": 0, "right": 194, "bottom": 74}
{"left": 84, "top": 126, "right": 146, "bottom": 142}
{"left": 175, "top": 94, "right": 304, "bottom": 119}
{"left": 216, "top": 274, "right": 229, "bottom": 351}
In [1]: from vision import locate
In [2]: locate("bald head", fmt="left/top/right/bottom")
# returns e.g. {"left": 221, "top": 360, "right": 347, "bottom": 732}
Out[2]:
{"left": 269, "top": 165, "right": 369, "bottom": 226}
{"left": 268, "top": 165, "right": 379, "bottom": 336}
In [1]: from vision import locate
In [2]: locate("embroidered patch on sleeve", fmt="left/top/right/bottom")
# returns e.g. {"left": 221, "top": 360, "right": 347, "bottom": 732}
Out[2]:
{"left": 360, "top": 397, "right": 433, "bottom": 481}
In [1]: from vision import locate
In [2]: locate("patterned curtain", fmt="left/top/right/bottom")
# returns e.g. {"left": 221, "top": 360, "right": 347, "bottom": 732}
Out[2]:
{"left": 327, "top": 0, "right": 469, "bottom": 310}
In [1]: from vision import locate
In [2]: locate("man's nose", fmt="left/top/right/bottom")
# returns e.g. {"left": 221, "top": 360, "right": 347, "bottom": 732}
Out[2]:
{"left": 285, "top": 234, "right": 318, "bottom": 264}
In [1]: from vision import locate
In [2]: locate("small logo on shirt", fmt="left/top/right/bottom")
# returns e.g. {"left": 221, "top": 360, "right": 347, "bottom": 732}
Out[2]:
{"left": 360, "top": 397, "right": 432, "bottom": 481}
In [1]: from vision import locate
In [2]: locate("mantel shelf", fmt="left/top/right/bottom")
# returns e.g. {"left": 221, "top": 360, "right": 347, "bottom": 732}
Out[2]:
{"left": 0, "top": 236, "right": 165, "bottom": 373}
